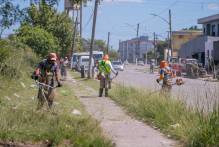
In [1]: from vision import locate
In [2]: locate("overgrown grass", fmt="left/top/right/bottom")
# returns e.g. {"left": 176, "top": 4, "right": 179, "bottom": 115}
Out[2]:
{"left": 0, "top": 39, "right": 112, "bottom": 146}
{"left": 0, "top": 74, "right": 113, "bottom": 146}
{"left": 109, "top": 85, "right": 219, "bottom": 147}
{"left": 0, "top": 39, "right": 39, "bottom": 79}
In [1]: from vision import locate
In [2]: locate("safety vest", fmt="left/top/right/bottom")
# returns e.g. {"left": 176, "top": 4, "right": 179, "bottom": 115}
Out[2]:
{"left": 160, "top": 67, "right": 172, "bottom": 80}
{"left": 98, "top": 60, "right": 111, "bottom": 74}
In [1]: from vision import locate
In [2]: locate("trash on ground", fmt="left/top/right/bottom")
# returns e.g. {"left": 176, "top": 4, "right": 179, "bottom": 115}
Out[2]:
{"left": 71, "top": 109, "right": 81, "bottom": 116}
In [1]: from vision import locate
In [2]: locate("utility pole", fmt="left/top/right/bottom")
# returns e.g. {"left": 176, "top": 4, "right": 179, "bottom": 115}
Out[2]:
{"left": 136, "top": 23, "right": 140, "bottom": 64}
{"left": 136, "top": 23, "right": 139, "bottom": 37}
{"left": 30, "top": 0, "right": 33, "bottom": 5}
{"left": 169, "top": 9, "right": 172, "bottom": 59}
{"left": 153, "top": 32, "right": 156, "bottom": 64}
{"left": 80, "top": 1, "right": 83, "bottom": 38}
{"left": 88, "top": 0, "right": 99, "bottom": 79}
{"left": 71, "top": 16, "right": 78, "bottom": 56}
{"left": 106, "top": 32, "right": 110, "bottom": 54}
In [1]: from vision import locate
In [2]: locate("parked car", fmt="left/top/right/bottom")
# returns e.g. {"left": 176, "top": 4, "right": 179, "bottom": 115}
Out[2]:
{"left": 137, "top": 61, "right": 144, "bottom": 66}
{"left": 112, "top": 61, "right": 124, "bottom": 71}
{"left": 77, "top": 56, "right": 94, "bottom": 72}
{"left": 71, "top": 51, "right": 103, "bottom": 70}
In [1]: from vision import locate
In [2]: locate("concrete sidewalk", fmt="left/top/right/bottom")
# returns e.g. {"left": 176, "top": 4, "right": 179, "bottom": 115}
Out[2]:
{"left": 66, "top": 73, "right": 178, "bottom": 147}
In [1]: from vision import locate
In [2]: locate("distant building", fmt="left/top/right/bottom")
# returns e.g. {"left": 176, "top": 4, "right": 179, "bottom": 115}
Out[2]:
{"left": 118, "top": 36, "right": 154, "bottom": 63}
{"left": 172, "top": 30, "right": 202, "bottom": 57}
{"left": 179, "top": 14, "right": 219, "bottom": 66}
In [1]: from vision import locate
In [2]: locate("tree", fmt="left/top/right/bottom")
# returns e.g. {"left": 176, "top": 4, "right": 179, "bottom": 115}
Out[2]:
{"left": 183, "top": 25, "right": 202, "bottom": 31}
{"left": 23, "top": 2, "right": 73, "bottom": 56}
{"left": 47, "top": 13, "right": 73, "bottom": 57}
{"left": 108, "top": 49, "right": 119, "bottom": 60}
{"left": 18, "top": 25, "right": 59, "bottom": 57}
{"left": 24, "top": 3, "right": 56, "bottom": 28}
{"left": 94, "top": 39, "right": 107, "bottom": 51}
{"left": 156, "top": 40, "right": 168, "bottom": 62}
{"left": 0, "top": 0, "right": 22, "bottom": 38}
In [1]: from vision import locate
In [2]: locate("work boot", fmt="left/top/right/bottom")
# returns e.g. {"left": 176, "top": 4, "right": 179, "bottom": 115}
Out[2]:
{"left": 105, "top": 88, "right": 108, "bottom": 97}
{"left": 99, "top": 88, "right": 103, "bottom": 97}
{"left": 108, "top": 81, "right": 111, "bottom": 89}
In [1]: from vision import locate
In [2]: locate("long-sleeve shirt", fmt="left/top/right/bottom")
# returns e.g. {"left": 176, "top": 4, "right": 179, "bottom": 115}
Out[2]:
{"left": 98, "top": 60, "right": 117, "bottom": 76}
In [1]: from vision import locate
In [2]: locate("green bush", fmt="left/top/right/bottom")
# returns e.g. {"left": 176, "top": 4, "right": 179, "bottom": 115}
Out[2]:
{"left": 17, "top": 25, "right": 59, "bottom": 57}
{"left": 24, "top": 3, "right": 73, "bottom": 56}
{"left": 0, "top": 39, "right": 38, "bottom": 79}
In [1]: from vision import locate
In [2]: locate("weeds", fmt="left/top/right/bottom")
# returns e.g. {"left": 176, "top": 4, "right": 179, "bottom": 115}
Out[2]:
{"left": 0, "top": 39, "right": 39, "bottom": 79}
{"left": 109, "top": 84, "right": 219, "bottom": 146}
{"left": 0, "top": 75, "right": 112, "bottom": 146}
{"left": 0, "top": 59, "right": 112, "bottom": 146}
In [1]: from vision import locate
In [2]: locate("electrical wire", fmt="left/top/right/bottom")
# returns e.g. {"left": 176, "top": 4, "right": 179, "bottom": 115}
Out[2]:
{"left": 82, "top": 8, "right": 94, "bottom": 30}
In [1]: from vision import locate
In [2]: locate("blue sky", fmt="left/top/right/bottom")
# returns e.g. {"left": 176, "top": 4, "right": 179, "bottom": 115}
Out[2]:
{"left": 3, "top": 0, "right": 219, "bottom": 49}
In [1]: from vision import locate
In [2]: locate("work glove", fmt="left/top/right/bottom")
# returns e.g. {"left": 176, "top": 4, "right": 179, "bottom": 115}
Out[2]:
{"left": 57, "top": 81, "right": 62, "bottom": 87}
{"left": 31, "top": 74, "right": 39, "bottom": 80}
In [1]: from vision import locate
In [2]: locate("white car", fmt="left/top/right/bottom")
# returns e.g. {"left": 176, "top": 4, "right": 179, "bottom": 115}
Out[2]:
{"left": 77, "top": 56, "right": 94, "bottom": 71}
{"left": 137, "top": 61, "right": 144, "bottom": 66}
{"left": 112, "top": 61, "right": 124, "bottom": 71}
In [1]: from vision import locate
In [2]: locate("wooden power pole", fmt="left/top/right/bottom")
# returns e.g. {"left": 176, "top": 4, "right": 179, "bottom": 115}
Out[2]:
{"left": 169, "top": 9, "right": 172, "bottom": 59}
{"left": 71, "top": 16, "right": 78, "bottom": 56}
{"left": 80, "top": 1, "right": 83, "bottom": 38}
{"left": 136, "top": 23, "right": 139, "bottom": 37}
{"left": 153, "top": 32, "right": 157, "bottom": 65}
{"left": 88, "top": 0, "right": 99, "bottom": 79}
{"left": 106, "top": 32, "right": 110, "bottom": 54}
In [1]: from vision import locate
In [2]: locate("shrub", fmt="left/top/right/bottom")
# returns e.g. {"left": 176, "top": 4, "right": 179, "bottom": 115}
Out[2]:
{"left": 17, "top": 25, "right": 59, "bottom": 57}
{"left": 0, "top": 39, "right": 38, "bottom": 79}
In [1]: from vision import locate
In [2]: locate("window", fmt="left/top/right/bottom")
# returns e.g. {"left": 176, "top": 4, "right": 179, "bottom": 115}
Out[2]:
{"left": 218, "top": 24, "right": 219, "bottom": 36}
{"left": 178, "top": 35, "right": 183, "bottom": 38}
{"left": 206, "top": 24, "right": 211, "bottom": 36}
{"left": 82, "top": 58, "right": 89, "bottom": 62}
{"left": 212, "top": 25, "right": 216, "bottom": 36}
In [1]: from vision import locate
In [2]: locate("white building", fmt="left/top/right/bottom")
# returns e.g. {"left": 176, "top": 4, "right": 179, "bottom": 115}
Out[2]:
{"left": 179, "top": 14, "right": 219, "bottom": 66}
{"left": 118, "top": 36, "right": 154, "bottom": 63}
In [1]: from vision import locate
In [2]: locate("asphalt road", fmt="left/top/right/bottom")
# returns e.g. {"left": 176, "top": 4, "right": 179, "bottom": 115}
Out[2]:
{"left": 114, "top": 64, "right": 219, "bottom": 111}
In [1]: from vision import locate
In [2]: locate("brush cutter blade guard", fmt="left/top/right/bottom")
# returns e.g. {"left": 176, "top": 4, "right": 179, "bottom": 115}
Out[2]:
{"left": 176, "top": 78, "right": 184, "bottom": 86}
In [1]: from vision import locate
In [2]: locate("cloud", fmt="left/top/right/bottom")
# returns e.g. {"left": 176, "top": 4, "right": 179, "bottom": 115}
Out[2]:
{"left": 103, "top": 0, "right": 144, "bottom": 4}
{"left": 207, "top": 3, "right": 219, "bottom": 10}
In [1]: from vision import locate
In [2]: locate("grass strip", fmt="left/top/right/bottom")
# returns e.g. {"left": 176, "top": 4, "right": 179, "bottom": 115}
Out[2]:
{"left": 0, "top": 74, "right": 113, "bottom": 146}
{"left": 109, "top": 85, "right": 219, "bottom": 147}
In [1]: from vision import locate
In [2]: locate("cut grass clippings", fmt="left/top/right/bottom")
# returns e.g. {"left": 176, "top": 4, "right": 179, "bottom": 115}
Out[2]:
{"left": 0, "top": 75, "right": 113, "bottom": 147}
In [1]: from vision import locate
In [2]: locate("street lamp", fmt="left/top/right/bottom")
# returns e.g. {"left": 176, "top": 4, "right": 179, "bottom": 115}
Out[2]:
{"left": 150, "top": 9, "right": 172, "bottom": 60}
{"left": 150, "top": 13, "right": 169, "bottom": 25}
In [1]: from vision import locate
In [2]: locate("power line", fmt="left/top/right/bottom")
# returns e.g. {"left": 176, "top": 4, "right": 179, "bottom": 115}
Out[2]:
{"left": 156, "top": 0, "right": 178, "bottom": 16}
{"left": 83, "top": 8, "right": 94, "bottom": 30}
